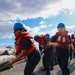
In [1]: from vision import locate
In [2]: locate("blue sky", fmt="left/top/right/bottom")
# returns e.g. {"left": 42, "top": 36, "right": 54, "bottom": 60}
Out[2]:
{"left": 0, "top": 0, "right": 75, "bottom": 48}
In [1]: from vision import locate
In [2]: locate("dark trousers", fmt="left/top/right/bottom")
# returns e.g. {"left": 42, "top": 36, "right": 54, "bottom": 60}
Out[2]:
{"left": 56, "top": 48, "right": 70, "bottom": 75}
{"left": 24, "top": 50, "right": 41, "bottom": 75}
{"left": 42, "top": 46, "right": 54, "bottom": 70}
{"left": 50, "top": 49, "right": 57, "bottom": 67}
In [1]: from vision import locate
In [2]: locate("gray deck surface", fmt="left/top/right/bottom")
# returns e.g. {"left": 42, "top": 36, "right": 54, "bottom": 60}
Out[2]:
{"left": 0, "top": 58, "right": 75, "bottom": 75}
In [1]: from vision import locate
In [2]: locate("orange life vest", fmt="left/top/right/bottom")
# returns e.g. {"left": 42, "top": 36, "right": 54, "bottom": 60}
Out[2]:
{"left": 15, "top": 32, "right": 36, "bottom": 56}
{"left": 71, "top": 37, "right": 75, "bottom": 44}
{"left": 38, "top": 34, "right": 50, "bottom": 48}
{"left": 56, "top": 31, "right": 71, "bottom": 48}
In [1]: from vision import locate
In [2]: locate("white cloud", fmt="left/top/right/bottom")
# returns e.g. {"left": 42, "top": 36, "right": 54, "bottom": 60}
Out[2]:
{"left": 39, "top": 21, "right": 45, "bottom": 25}
{"left": 39, "top": 21, "right": 49, "bottom": 28}
{"left": 69, "top": 11, "right": 73, "bottom": 15}
{"left": 66, "top": 25, "right": 75, "bottom": 35}
{"left": 0, "top": 0, "right": 60, "bottom": 20}
{"left": 62, "top": 0, "right": 75, "bottom": 10}
{"left": 1, "top": 0, "right": 75, "bottom": 47}
{"left": 39, "top": 25, "right": 47, "bottom": 28}
{"left": 47, "top": 24, "right": 52, "bottom": 27}
{"left": 30, "top": 27, "right": 40, "bottom": 34}
{"left": 0, "top": 22, "right": 14, "bottom": 38}
{"left": 29, "top": 21, "right": 53, "bottom": 35}
{"left": 1, "top": 0, "right": 75, "bottom": 20}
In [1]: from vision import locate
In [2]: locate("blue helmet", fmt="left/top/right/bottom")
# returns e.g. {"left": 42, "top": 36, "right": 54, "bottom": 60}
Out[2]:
{"left": 34, "top": 35, "right": 40, "bottom": 42}
{"left": 71, "top": 34, "right": 74, "bottom": 37}
{"left": 45, "top": 34, "right": 50, "bottom": 39}
{"left": 57, "top": 23, "right": 65, "bottom": 28}
{"left": 13, "top": 22, "right": 25, "bottom": 31}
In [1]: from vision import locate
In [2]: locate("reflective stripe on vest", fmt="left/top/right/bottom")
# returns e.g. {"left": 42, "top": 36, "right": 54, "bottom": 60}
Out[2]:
{"left": 56, "top": 31, "right": 71, "bottom": 48}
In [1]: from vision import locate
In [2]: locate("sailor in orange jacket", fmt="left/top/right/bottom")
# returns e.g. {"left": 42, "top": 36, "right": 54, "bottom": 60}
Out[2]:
{"left": 34, "top": 34, "right": 54, "bottom": 75}
{"left": 70, "top": 34, "right": 75, "bottom": 61}
{"left": 50, "top": 23, "right": 75, "bottom": 75}
{"left": 6, "top": 22, "right": 41, "bottom": 75}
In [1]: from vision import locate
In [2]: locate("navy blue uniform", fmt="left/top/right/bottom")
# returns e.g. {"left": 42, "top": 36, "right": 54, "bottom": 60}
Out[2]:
{"left": 20, "top": 38, "right": 41, "bottom": 75}
{"left": 51, "top": 35, "right": 70, "bottom": 75}
{"left": 39, "top": 38, "right": 54, "bottom": 71}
